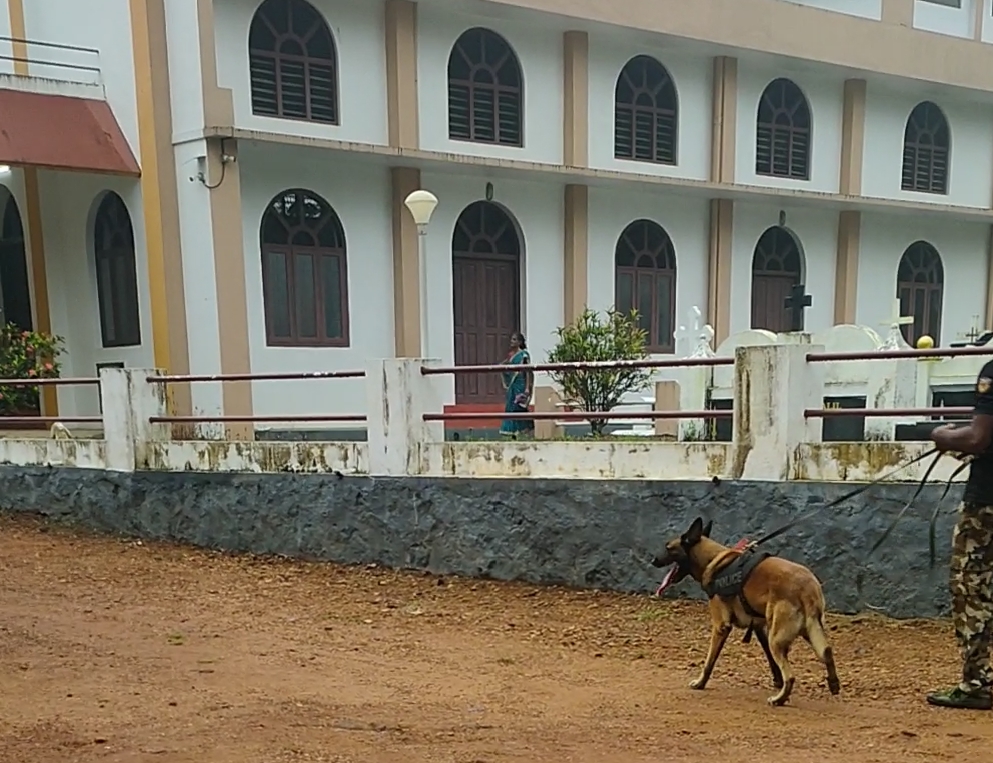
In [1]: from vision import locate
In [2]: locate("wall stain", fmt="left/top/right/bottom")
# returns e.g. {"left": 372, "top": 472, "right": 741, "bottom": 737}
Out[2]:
{"left": 141, "top": 441, "right": 364, "bottom": 474}
{"left": 793, "top": 442, "right": 914, "bottom": 482}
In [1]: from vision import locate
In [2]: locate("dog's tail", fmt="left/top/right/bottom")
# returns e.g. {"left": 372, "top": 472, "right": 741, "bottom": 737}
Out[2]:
{"left": 806, "top": 610, "right": 841, "bottom": 695}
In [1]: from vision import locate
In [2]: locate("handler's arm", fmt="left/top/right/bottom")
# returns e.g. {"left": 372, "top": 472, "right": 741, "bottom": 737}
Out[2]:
{"left": 931, "top": 361, "right": 993, "bottom": 454}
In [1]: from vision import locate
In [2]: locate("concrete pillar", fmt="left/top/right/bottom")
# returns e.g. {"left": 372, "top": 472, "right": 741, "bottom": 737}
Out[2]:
{"left": 653, "top": 380, "right": 679, "bottom": 438}
{"left": 677, "top": 366, "right": 712, "bottom": 441}
{"left": 385, "top": 0, "right": 419, "bottom": 149}
{"left": 562, "top": 30, "right": 588, "bottom": 168}
{"left": 678, "top": 323, "right": 717, "bottom": 441}
{"left": 366, "top": 358, "right": 446, "bottom": 476}
{"left": 709, "top": 56, "right": 737, "bottom": 185}
{"left": 100, "top": 368, "right": 169, "bottom": 472}
{"left": 731, "top": 339, "right": 824, "bottom": 481}
{"left": 865, "top": 358, "right": 918, "bottom": 440}
{"left": 834, "top": 211, "right": 861, "bottom": 325}
{"left": 533, "top": 386, "right": 563, "bottom": 440}
{"left": 881, "top": 0, "right": 913, "bottom": 27}
{"left": 563, "top": 184, "right": 589, "bottom": 324}
{"left": 839, "top": 79, "right": 866, "bottom": 197}
{"left": 707, "top": 199, "right": 733, "bottom": 345}
{"left": 391, "top": 167, "right": 423, "bottom": 356}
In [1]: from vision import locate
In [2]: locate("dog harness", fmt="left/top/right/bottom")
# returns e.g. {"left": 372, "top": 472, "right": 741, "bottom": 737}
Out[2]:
{"left": 702, "top": 546, "right": 770, "bottom": 619}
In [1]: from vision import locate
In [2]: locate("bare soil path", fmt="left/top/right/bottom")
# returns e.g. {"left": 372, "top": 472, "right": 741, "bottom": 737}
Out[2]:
{"left": 0, "top": 513, "right": 989, "bottom": 763}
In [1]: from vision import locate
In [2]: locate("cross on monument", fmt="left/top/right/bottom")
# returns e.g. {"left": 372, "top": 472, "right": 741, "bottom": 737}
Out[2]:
{"left": 882, "top": 298, "right": 914, "bottom": 342}
{"left": 673, "top": 306, "right": 702, "bottom": 356}
{"left": 783, "top": 283, "right": 812, "bottom": 332}
{"left": 965, "top": 315, "right": 982, "bottom": 344}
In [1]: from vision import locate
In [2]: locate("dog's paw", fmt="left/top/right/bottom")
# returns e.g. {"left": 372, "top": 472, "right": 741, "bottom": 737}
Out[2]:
{"left": 688, "top": 677, "right": 707, "bottom": 690}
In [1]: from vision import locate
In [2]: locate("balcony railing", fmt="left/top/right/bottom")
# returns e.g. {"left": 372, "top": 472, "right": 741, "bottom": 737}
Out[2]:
{"left": 0, "top": 35, "right": 101, "bottom": 87}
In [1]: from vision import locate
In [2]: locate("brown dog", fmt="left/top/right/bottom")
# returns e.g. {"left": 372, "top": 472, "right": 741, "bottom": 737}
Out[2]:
{"left": 651, "top": 517, "right": 840, "bottom": 706}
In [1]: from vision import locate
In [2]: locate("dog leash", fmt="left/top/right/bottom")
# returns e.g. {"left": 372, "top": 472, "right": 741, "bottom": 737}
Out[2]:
{"left": 852, "top": 449, "right": 970, "bottom": 608}
{"left": 706, "top": 451, "right": 937, "bottom": 643}
{"left": 750, "top": 447, "right": 939, "bottom": 549}
{"left": 928, "top": 453, "right": 972, "bottom": 567}
{"left": 865, "top": 450, "right": 970, "bottom": 563}
{"left": 647, "top": 445, "right": 968, "bottom": 614}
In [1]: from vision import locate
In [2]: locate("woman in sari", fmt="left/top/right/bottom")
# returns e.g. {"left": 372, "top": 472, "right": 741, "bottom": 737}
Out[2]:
{"left": 500, "top": 331, "right": 535, "bottom": 438}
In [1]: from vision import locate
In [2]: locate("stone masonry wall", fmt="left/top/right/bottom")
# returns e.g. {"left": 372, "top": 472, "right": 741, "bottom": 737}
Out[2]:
{"left": 0, "top": 467, "right": 959, "bottom": 619}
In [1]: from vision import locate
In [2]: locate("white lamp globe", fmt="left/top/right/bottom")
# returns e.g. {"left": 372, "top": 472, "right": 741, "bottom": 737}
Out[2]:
{"left": 404, "top": 189, "right": 438, "bottom": 226}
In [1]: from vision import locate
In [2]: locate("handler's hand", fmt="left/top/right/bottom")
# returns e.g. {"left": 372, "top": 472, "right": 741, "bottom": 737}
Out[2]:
{"left": 930, "top": 423, "right": 958, "bottom": 451}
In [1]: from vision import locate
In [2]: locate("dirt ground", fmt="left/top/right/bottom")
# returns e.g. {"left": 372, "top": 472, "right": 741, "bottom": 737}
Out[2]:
{"left": 1, "top": 514, "right": 992, "bottom": 763}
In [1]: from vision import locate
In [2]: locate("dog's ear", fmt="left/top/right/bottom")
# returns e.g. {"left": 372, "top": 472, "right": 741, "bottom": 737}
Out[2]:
{"left": 702, "top": 519, "right": 713, "bottom": 538}
{"left": 685, "top": 517, "right": 704, "bottom": 545}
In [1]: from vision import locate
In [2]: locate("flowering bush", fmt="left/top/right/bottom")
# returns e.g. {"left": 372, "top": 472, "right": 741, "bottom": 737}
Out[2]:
{"left": 0, "top": 324, "right": 65, "bottom": 415}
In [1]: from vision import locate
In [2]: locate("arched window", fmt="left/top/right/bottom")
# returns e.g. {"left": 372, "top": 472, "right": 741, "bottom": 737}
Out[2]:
{"left": 447, "top": 27, "right": 523, "bottom": 147}
{"left": 897, "top": 241, "right": 944, "bottom": 346}
{"left": 93, "top": 192, "right": 141, "bottom": 348}
{"left": 750, "top": 226, "right": 803, "bottom": 334}
{"left": 902, "top": 102, "right": 950, "bottom": 195}
{"left": 614, "top": 219, "right": 677, "bottom": 353}
{"left": 249, "top": 0, "right": 338, "bottom": 124}
{"left": 260, "top": 189, "right": 348, "bottom": 347}
{"left": 0, "top": 195, "right": 32, "bottom": 331}
{"left": 755, "top": 78, "right": 811, "bottom": 180}
{"left": 614, "top": 55, "right": 678, "bottom": 165}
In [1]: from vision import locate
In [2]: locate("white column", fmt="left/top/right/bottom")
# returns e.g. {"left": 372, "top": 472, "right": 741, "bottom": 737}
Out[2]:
{"left": 100, "top": 368, "right": 170, "bottom": 472}
{"left": 677, "top": 314, "right": 716, "bottom": 441}
{"left": 864, "top": 358, "right": 918, "bottom": 440}
{"left": 366, "top": 358, "right": 446, "bottom": 476}
{"left": 677, "top": 365, "right": 711, "bottom": 441}
{"left": 731, "top": 337, "right": 825, "bottom": 481}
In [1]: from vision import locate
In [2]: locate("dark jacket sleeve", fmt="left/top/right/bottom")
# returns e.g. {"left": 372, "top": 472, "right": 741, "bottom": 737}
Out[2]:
{"left": 975, "top": 361, "right": 993, "bottom": 416}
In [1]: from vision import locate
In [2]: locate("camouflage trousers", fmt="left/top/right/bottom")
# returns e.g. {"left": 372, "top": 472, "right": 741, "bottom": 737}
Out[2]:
{"left": 950, "top": 502, "right": 993, "bottom": 693}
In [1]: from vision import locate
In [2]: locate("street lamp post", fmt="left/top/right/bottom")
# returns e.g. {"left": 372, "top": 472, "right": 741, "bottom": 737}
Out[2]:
{"left": 403, "top": 189, "right": 438, "bottom": 358}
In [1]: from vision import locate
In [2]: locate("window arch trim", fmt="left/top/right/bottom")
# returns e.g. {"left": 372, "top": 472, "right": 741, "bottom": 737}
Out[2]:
{"left": 901, "top": 101, "right": 950, "bottom": 196}
{"left": 613, "top": 218, "right": 677, "bottom": 354}
{"left": 749, "top": 225, "right": 804, "bottom": 334}
{"left": 248, "top": 0, "right": 340, "bottom": 125}
{"left": 752, "top": 225, "right": 804, "bottom": 279}
{"left": 93, "top": 190, "right": 142, "bottom": 348}
{"left": 755, "top": 77, "right": 812, "bottom": 181}
{"left": 447, "top": 26, "right": 524, "bottom": 147}
{"left": 613, "top": 54, "right": 679, "bottom": 166}
{"left": 897, "top": 240, "right": 944, "bottom": 346}
{"left": 259, "top": 188, "right": 350, "bottom": 348}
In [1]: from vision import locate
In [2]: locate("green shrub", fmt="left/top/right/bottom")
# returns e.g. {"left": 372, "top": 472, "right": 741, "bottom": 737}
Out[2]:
{"left": 546, "top": 308, "right": 652, "bottom": 436}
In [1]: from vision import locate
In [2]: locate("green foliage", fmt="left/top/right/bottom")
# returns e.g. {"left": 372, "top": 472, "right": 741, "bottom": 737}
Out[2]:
{"left": 546, "top": 308, "right": 652, "bottom": 435}
{"left": 0, "top": 324, "right": 65, "bottom": 414}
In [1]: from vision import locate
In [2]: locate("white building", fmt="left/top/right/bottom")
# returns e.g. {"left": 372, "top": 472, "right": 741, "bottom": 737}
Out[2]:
{"left": 2, "top": 0, "right": 993, "bottom": 431}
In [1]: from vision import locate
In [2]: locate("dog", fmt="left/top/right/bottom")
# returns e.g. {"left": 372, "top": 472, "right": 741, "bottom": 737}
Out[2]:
{"left": 651, "top": 517, "right": 840, "bottom": 706}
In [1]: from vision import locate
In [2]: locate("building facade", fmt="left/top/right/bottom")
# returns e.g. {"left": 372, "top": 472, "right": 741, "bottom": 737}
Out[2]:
{"left": 2, "top": 0, "right": 993, "bottom": 427}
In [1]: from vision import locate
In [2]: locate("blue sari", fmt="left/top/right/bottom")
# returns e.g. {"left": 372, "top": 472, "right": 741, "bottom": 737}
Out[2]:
{"left": 500, "top": 349, "right": 534, "bottom": 436}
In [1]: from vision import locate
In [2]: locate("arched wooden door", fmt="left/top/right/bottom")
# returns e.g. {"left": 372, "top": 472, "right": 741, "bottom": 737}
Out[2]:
{"left": 897, "top": 241, "right": 943, "bottom": 346}
{"left": 452, "top": 201, "right": 521, "bottom": 405}
{"left": 750, "top": 226, "right": 802, "bottom": 333}
{"left": 0, "top": 195, "right": 33, "bottom": 331}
